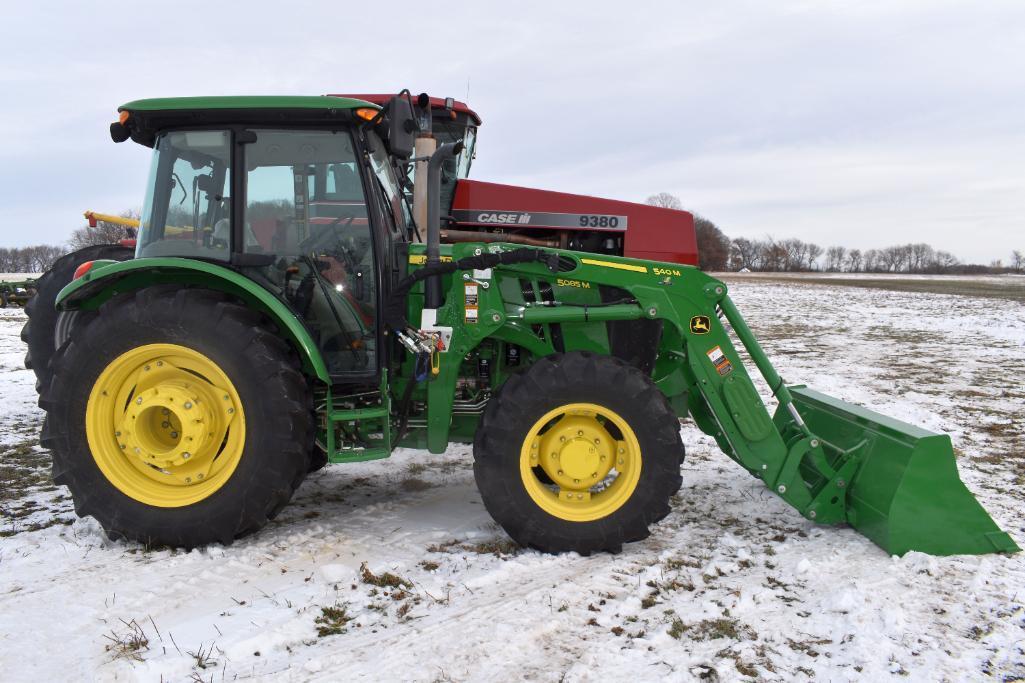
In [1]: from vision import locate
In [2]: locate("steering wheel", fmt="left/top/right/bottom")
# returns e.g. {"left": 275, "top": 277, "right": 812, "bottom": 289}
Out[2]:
{"left": 296, "top": 211, "right": 358, "bottom": 254}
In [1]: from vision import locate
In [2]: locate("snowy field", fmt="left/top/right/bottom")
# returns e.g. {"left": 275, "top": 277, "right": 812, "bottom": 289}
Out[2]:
{"left": 1, "top": 277, "right": 1023, "bottom": 682}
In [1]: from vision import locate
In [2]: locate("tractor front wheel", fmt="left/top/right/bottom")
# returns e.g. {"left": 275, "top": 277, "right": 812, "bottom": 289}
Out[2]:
{"left": 40, "top": 286, "right": 312, "bottom": 548}
{"left": 473, "top": 352, "right": 682, "bottom": 554}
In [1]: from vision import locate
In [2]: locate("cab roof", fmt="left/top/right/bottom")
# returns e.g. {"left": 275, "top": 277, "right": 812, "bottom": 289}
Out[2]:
{"left": 119, "top": 95, "right": 378, "bottom": 113}
{"left": 116, "top": 96, "right": 381, "bottom": 147}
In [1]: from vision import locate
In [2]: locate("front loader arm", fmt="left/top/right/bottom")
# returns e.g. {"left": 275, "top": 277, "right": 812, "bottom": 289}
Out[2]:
{"left": 421, "top": 243, "right": 1017, "bottom": 556}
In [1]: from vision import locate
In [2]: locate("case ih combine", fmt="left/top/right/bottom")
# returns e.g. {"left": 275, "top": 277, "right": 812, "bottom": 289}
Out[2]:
{"left": 20, "top": 92, "right": 1016, "bottom": 557}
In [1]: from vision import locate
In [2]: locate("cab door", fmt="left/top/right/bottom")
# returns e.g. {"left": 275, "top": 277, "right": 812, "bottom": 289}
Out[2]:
{"left": 240, "top": 129, "right": 379, "bottom": 378}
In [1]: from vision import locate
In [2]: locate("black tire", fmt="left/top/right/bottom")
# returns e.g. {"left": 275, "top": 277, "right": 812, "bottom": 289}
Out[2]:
{"left": 307, "top": 445, "right": 329, "bottom": 473}
{"left": 22, "top": 244, "right": 133, "bottom": 392}
{"left": 473, "top": 351, "right": 683, "bottom": 554}
{"left": 40, "top": 286, "right": 313, "bottom": 548}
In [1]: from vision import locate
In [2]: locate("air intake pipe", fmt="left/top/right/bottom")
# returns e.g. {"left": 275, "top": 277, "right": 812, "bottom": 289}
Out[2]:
{"left": 424, "top": 140, "right": 464, "bottom": 309}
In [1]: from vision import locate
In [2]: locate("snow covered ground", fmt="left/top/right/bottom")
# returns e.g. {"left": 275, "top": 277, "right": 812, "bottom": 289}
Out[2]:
{"left": 1, "top": 277, "right": 1022, "bottom": 682}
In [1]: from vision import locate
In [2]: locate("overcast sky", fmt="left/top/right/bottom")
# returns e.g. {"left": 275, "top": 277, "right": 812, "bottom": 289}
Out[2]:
{"left": 1, "top": 1, "right": 1022, "bottom": 263}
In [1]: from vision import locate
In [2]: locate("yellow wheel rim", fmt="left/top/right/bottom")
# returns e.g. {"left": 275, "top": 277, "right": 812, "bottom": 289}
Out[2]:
{"left": 85, "top": 343, "right": 245, "bottom": 507}
{"left": 519, "top": 402, "right": 641, "bottom": 522}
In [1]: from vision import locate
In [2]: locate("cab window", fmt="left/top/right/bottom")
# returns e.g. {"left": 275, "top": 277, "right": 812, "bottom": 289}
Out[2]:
{"left": 243, "top": 130, "right": 377, "bottom": 376}
{"left": 138, "top": 131, "right": 231, "bottom": 260}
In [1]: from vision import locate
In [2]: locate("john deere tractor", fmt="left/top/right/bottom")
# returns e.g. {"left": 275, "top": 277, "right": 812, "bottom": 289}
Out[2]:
{"left": 37, "top": 94, "right": 1017, "bottom": 556}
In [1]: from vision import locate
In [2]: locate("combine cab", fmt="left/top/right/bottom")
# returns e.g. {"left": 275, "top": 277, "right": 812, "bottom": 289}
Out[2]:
{"left": 332, "top": 93, "right": 697, "bottom": 265}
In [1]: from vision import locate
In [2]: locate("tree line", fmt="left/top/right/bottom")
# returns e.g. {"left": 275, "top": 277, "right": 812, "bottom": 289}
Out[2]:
{"left": 0, "top": 245, "right": 68, "bottom": 274}
{"left": 0, "top": 213, "right": 138, "bottom": 274}
{"left": 645, "top": 192, "right": 1023, "bottom": 275}
{"left": 4, "top": 201, "right": 1024, "bottom": 277}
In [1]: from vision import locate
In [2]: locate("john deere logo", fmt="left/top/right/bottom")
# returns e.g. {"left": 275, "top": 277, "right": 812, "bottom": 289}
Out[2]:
{"left": 690, "top": 315, "right": 711, "bottom": 334}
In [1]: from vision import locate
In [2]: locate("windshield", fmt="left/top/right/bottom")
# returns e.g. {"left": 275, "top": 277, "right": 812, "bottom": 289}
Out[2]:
{"left": 396, "top": 117, "right": 477, "bottom": 220}
{"left": 366, "top": 131, "right": 408, "bottom": 236}
{"left": 138, "top": 131, "right": 231, "bottom": 260}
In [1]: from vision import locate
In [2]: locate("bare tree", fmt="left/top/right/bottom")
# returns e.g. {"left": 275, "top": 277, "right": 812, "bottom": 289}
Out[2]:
{"left": 932, "top": 250, "right": 958, "bottom": 272}
{"left": 760, "top": 237, "right": 787, "bottom": 272}
{"left": 729, "top": 237, "right": 760, "bottom": 271}
{"left": 644, "top": 192, "right": 684, "bottom": 210}
{"left": 863, "top": 249, "right": 880, "bottom": 272}
{"left": 806, "top": 243, "right": 824, "bottom": 271}
{"left": 1011, "top": 250, "right": 1023, "bottom": 273}
{"left": 845, "top": 248, "right": 862, "bottom": 273}
{"left": 825, "top": 246, "right": 846, "bottom": 272}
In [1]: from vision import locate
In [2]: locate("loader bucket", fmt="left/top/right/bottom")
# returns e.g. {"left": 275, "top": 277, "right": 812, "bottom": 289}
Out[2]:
{"left": 774, "top": 387, "right": 1020, "bottom": 557}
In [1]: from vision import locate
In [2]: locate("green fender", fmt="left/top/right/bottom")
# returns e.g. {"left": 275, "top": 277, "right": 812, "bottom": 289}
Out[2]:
{"left": 55, "top": 257, "right": 331, "bottom": 382}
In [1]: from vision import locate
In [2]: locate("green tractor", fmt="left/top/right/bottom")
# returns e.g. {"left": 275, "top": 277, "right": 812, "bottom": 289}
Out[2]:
{"left": 39, "top": 94, "right": 1017, "bottom": 556}
{"left": 1, "top": 278, "right": 36, "bottom": 308}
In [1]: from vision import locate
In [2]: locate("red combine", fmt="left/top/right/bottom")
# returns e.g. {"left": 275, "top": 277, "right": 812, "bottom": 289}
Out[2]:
{"left": 331, "top": 93, "right": 697, "bottom": 266}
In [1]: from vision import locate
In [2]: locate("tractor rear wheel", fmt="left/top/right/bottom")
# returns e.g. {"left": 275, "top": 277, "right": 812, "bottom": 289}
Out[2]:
{"left": 40, "top": 286, "right": 312, "bottom": 548}
{"left": 473, "top": 352, "right": 682, "bottom": 554}
{"left": 22, "top": 244, "right": 133, "bottom": 392}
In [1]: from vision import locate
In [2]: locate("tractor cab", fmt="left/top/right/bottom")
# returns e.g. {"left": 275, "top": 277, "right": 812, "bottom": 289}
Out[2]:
{"left": 120, "top": 96, "right": 412, "bottom": 378}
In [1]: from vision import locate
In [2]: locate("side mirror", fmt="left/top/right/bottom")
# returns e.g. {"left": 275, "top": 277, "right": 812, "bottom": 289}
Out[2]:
{"left": 385, "top": 96, "right": 416, "bottom": 159}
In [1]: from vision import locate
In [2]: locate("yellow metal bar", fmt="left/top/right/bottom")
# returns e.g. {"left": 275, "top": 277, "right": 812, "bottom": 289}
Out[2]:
{"left": 579, "top": 257, "right": 648, "bottom": 273}
{"left": 84, "top": 210, "right": 141, "bottom": 228}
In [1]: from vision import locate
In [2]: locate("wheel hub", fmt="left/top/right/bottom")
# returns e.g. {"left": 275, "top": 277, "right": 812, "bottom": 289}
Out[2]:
{"left": 117, "top": 381, "right": 216, "bottom": 468}
{"left": 537, "top": 415, "right": 615, "bottom": 489}
{"left": 87, "top": 344, "right": 245, "bottom": 505}
{"left": 520, "top": 402, "right": 642, "bottom": 522}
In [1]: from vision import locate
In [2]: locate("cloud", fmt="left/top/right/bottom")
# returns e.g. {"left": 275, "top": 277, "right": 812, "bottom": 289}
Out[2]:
{"left": 0, "top": 1, "right": 1022, "bottom": 262}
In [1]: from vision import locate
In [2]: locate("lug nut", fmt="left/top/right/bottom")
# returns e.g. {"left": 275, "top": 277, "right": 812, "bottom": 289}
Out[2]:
{"left": 557, "top": 470, "right": 564, "bottom": 476}
{"left": 115, "top": 431, "right": 121, "bottom": 437}
{"left": 162, "top": 408, "right": 170, "bottom": 415}
{"left": 778, "top": 485, "right": 787, "bottom": 494}
{"left": 577, "top": 430, "right": 583, "bottom": 436}
{"left": 170, "top": 431, "right": 179, "bottom": 439}
{"left": 227, "top": 408, "right": 234, "bottom": 414}
{"left": 184, "top": 402, "right": 193, "bottom": 410}
{"left": 184, "top": 477, "right": 192, "bottom": 484}
{"left": 156, "top": 361, "right": 163, "bottom": 366}
{"left": 182, "top": 452, "right": 191, "bottom": 460}
{"left": 136, "top": 397, "right": 143, "bottom": 405}
{"left": 196, "top": 473, "right": 204, "bottom": 480}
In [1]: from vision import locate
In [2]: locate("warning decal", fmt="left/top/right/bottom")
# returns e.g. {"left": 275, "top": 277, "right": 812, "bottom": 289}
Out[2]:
{"left": 464, "top": 283, "right": 479, "bottom": 323}
{"left": 706, "top": 345, "right": 733, "bottom": 376}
